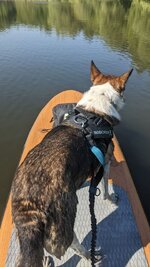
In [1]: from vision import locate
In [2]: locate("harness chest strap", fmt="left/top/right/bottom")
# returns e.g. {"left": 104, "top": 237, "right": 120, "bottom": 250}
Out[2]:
{"left": 90, "top": 145, "right": 105, "bottom": 166}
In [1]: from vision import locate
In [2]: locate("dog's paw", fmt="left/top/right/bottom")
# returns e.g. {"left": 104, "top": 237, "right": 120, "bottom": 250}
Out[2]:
{"left": 43, "top": 256, "right": 52, "bottom": 267}
{"left": 103, "top": 192, "right": 119, "bottom": 204}
{"left": 83, "top": 250, "right": 91, "bottom": 260}
{"left": 109, "top": 192, "right": 119, "bottom": 203}
{"left": 88, "top": 247, "right": 103, "bottom": 265}
{"left": 94, "top": 248, "right": 103, "bottom": 264}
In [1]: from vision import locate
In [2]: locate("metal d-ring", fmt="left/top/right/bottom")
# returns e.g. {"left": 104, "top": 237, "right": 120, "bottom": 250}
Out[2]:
{"left": 74, "top": 115, "right": 87, "bottom": 128}
{"left": 95, "top": 187, "right": 101, "bottom": 196}
{"left": 89, "top": 186, "right": 101, "bottom": 196}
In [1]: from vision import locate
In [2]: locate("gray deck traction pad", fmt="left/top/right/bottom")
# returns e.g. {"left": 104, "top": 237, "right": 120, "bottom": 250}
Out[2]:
{"left": 6, "top": 182, "right": 148, "bottom": 267}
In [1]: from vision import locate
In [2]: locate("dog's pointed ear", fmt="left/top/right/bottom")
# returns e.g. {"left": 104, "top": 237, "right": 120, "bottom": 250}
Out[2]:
{"left": 110, "top": 68, "right": 133, "bottom": 93}
{"left": 119, "top": 68, "right": 133, "bottom": 90}
{"left": 91, "top": 60, "right": 103, "bottom": 83}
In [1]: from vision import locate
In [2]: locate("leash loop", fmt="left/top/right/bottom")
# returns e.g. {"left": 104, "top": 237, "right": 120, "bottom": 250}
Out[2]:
{"left": 95, "top": 187, "right": 101, "bottom": 197}
{"left": 89, "top": 186, "right": 101, "bottom": 197}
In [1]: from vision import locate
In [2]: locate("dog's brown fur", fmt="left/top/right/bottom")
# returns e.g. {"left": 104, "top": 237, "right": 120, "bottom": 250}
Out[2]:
{"left": 12, "top": 61, "right": 133, "bottom": 267}
{"left": 12, "top": 126, "right": 98, "bottom": 266}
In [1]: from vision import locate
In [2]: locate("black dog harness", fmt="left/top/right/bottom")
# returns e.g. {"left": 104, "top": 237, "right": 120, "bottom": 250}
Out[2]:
{"left": 52, "top": 103, "right": 114, "bottom": 266}
{"left": 53, "top": 103, "right": 113, "bottom": 168}
{"left": 65, "top": 106, "right": 113, "bottom": 164}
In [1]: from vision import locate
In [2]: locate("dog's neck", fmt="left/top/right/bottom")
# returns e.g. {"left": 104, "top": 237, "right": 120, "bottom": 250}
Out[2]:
{"left": 77, "top": 82, "right": 124, "bottom": 124}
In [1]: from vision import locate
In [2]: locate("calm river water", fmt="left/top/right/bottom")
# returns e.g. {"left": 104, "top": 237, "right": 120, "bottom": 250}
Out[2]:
{"left": 0, "top": 0, "right": 150, "bottom": 223}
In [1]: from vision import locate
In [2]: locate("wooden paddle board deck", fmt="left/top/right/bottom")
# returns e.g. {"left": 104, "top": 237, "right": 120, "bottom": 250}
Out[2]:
{"left": 0, "top": 90, "right": 150, "bottom": 267}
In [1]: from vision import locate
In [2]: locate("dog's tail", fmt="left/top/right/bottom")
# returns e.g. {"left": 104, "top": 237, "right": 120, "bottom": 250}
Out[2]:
{"left": 16, "top": 221, "right": 44, "bottom": 267}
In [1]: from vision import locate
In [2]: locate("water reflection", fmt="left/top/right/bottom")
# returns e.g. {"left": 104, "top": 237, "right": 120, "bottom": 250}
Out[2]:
{"left": 0, "top": 0, "right": 150, "bottom": 72}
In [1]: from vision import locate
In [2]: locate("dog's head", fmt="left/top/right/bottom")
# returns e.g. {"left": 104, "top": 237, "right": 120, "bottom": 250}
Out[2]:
{"left": 77, "top": 61, "right": 133, "bottom": 121}
{"left": 89, "top": 61, "right": 133, "bottom": 114}
{"left": 91, "top": 60, "right": 133, "bottom": 95}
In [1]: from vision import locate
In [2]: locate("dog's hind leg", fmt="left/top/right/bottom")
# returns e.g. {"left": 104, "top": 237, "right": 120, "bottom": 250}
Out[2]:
{"left": 70, "top": 232, "right": 102, "bottom": 263}
{"left": 15, "top": 224, "right": 44, "bottom": 267}
{"left": 70, "top": 232, "right": 90, "bottom": 260}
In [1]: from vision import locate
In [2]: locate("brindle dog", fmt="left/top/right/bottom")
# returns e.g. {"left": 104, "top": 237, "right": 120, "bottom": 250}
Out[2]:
{"left": 12, "top": 61, "right": 133, "bottom": 267}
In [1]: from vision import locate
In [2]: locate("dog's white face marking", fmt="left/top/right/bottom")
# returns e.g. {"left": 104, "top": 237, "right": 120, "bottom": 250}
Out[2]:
{"left": 77, "top": 82, "right": 125, "bottom": 121}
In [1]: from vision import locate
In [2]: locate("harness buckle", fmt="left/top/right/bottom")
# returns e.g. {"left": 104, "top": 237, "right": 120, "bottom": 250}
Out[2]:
{"left": 94, "top": 117, "right": 102, "bottom": 126}
{"left": 74, "top": 114, "right": 88, "bottom": 128}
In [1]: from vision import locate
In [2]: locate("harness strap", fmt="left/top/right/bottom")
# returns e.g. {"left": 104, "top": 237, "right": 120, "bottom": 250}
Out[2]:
{"left": 90, "top": 145, "right": 105, "bottom": 166}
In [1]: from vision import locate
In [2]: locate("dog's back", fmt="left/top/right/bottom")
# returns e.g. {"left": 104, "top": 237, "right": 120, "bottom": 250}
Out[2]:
{"left": 12, "top": 125, "right": 92, "bottom": 267}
